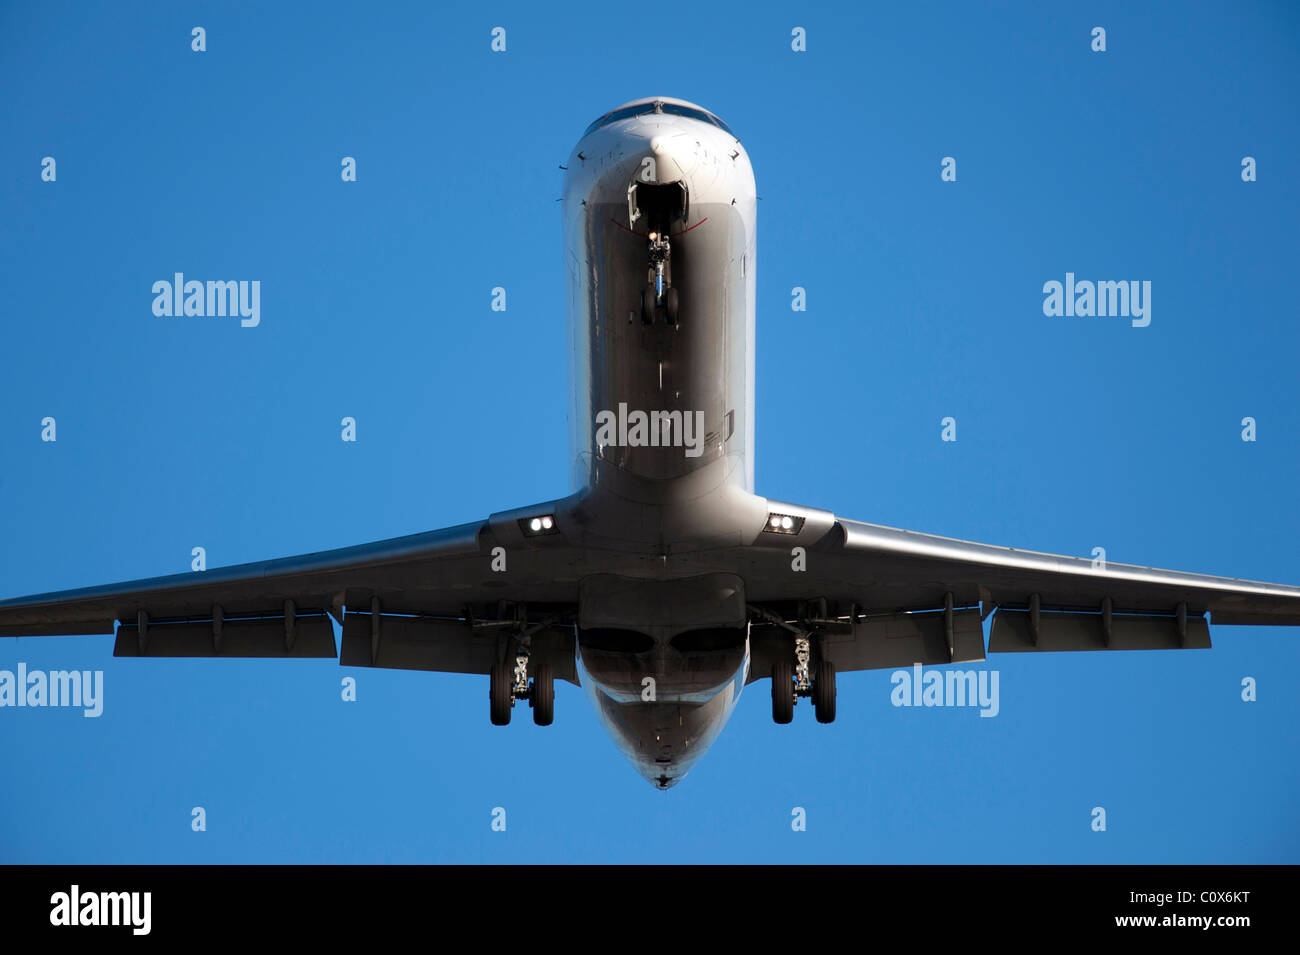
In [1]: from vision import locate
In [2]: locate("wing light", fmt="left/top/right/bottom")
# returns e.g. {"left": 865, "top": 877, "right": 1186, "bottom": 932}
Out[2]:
{"left": 763, "top": 513, "right": 804, "bottom": 535}
{"left": 519, "top": 515, "right": 559, "bottom": 537}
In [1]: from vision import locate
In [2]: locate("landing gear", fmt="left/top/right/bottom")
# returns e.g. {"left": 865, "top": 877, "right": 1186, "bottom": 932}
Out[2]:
{"left": 530, "top": 664, "right": 554, "bottom": 726}
{"left": 766, "top": 627, "right": 837, "bottom": 724}
{"left": 483, "top": 608, "right": 553, "bottom": 727}
{"left": 642, "top": 285, "right": 680, "bottom": 325}
{"left": 489, "top": 663, "right": 512, "bottom": 726}
{"left": 794, "top": 635, "right": 812, "bottom": 695}
{"left": 640, "top": 231, "right": 680, "bottom": 326}
{"left": 488, "top": 642, "right": 556, "bottom": 727}
{"left": 814, "top": 660, "right": 837, "bottom": 723}
{"left": 771, "top": 660, "right": 794, "bottom": 724}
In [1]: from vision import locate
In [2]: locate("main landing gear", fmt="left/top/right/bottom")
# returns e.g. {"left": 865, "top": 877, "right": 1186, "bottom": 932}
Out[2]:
{"left": 485, "top": 602, "right": 555, "bottom": 726}
{"left": 640, "top": 231, "right": 679, "bottom": 326}
{"left": 489, "top": 655, "right": 554, "bottom": 726}
{"left": 771, "top": 635, "right": 837, "bottom": 725}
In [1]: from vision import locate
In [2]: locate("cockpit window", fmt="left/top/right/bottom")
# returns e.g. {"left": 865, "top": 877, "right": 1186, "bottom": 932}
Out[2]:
{"left": 582, "top": 104, "right": 655, "bottom": 138}
{"left": 658, "top": 102, "right": 736, "bottom": 137}
{"left": 582, "top": 101, "right": 737, "bottom": 139}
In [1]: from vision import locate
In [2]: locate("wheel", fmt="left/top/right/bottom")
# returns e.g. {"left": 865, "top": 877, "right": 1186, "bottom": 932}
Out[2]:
{"left": 641, "top": 287, "right": 655, "bottom": 325}
{"left": 531, "top": 663, "right": 554, "bottom": 726}
{"left": 489, "top": 663, "right": 512, "bottom": 725}
{"left": 664, "top": 286, "right": 679, "bottom": 325}
{"left": 771, "top": 660, "right": 793, "bottom": 724}
{"left": 814, "top": 660, "right": 837, "bottom": 724}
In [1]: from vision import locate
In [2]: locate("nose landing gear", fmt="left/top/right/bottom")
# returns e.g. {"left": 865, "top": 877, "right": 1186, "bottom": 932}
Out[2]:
{"left": 640, "top": 231, "right": 680, "bottom": 326}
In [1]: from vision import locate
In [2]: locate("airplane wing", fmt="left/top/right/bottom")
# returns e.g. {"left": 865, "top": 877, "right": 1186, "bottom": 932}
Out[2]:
{"left": 738, "top": 502, "right": 1300, "bottom": 678}
{"left": 7, "top": 489, "right": 1297, "bottom": 686}
{"left": 0, "top": 500, "right": 588, "bottom": 685}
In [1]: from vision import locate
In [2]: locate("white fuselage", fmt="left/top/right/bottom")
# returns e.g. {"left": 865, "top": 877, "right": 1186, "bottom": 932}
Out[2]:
{"left": 559, "top": 98, "right": 761, "bottom": 787}
{"left": 562, "top": 100, "right": 757, "bottom": 505}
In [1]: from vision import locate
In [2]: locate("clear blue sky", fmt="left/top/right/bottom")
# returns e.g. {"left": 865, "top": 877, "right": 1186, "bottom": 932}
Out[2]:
{"left": 2, "top": 1, "right": 1297, "bottom": 863}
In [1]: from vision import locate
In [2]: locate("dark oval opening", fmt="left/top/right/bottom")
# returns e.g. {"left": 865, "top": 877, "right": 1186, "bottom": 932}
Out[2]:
{"left": 670, "top": 627, "right": 747, "bottom": 653}
{"left": 579, "top": 627, "right": 655, "bottom": 654}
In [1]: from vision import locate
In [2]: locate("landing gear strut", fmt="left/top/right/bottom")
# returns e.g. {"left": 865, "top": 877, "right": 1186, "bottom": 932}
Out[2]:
{"left": 771, "top": 649, "right": 836, "bottom": 724}
{"left": 484, "top": 605, "right": 556, "bottom": 726}
{"left": 794, "top": 635, "right": 812, "bottom": 694}
{"left": 762, "top": 608, "right": 837, "bottom": 724}
{"left": 640, "top": 231, "right": 679, "bottom": 326}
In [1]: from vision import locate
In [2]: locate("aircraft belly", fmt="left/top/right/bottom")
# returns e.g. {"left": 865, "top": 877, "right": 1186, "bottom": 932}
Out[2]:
{"left": 556, "top": 104, "right": 762, "bottom": 786}
{"left": 564, "top": 116, "right": 756, "bottom": 504}
{"left": 577, "top": 204, "right": 745, "bottom": 482}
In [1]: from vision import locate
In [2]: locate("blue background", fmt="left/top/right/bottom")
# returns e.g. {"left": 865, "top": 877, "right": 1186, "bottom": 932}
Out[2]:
{"left": 1, "top": 1, "right": 1297, "bottom": 862}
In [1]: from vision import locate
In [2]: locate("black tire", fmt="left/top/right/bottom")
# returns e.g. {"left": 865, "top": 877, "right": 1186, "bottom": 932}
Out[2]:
{"left": 814, "top": 660, "right": 837, "bottom": 724}
{"left": 489, "top": 663, "right": 512, "bottom": 726}
{"left": 641, "top": 287, "right": 654, "bottom": 325}
{"left": 531, "top": 663, "right": 554, "bottom": 726}
{"left": 664, "top": 286, "right": 679, "bottom": 325}
{"left": 771, "top": 660, "right": 793, "bottom": 724}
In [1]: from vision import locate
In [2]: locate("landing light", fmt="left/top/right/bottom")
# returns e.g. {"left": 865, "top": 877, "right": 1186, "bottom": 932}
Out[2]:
{"left": 763, "top": 512, "right": 804, "bottom": 536}
{"left": 519, "top": 514, "right": 560, "bottom": 537}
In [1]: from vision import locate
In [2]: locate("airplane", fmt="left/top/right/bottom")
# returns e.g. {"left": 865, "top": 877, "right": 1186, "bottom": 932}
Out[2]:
{"left": 3, "top": 95, "right": 1299, "bottom": 790}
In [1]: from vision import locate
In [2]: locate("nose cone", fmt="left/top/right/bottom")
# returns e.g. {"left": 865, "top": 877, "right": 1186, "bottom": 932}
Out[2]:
{"left": 563, "top": 97, "right": 755, "bottom": 215}
{"left": 639, "top": 128, "right": 696, "bottom": 183}
{"left": 655, "top": 772, "right": 682, "bottom": 791}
